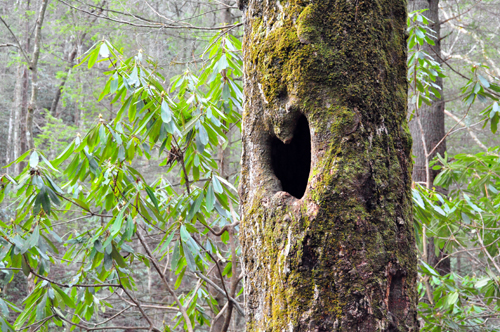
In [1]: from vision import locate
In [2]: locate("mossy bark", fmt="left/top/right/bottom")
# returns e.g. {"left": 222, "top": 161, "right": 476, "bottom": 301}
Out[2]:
{"left": 239, "top": 0, "right": 418, "bottom": 331}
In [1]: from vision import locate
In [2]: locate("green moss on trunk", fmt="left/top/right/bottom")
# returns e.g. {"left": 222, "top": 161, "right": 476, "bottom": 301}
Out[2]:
{"left": 239, "top": 0, "right": 418, "bottom": 330}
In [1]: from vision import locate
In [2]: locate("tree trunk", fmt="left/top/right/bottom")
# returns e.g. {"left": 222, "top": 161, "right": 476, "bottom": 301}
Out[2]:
{"left": 239, "top": 1, "right": 418, "bottom": 330}
{"left": 408, "top": 0, "right": 450, "bottom": 276}
{"left": 49, "top": 47, "right": 77, "bottom": 117}
{"left": 26, "top": 0, "right": 49, "bottom": 150}
{"left": 50, "top": 2, "right": 105, "bottom": 117}
{"left": 13, "top": 65, "right": 29, "bottom": 175}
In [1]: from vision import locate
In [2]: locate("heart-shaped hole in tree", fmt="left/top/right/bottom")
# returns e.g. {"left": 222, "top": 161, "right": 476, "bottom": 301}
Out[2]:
{"left": 271, "top": 114, "right": 311, "bottom": 199}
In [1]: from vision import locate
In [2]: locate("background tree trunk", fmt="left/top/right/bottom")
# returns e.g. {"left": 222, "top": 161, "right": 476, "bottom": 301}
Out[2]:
{"left": 26, "top": 0, "right": 49, "bottom": 150}
{"left": 408, "top": 0, "right": 450, "bottom": 276}
{"left": 239, "top": 0, "right": 418, "bottom": 330}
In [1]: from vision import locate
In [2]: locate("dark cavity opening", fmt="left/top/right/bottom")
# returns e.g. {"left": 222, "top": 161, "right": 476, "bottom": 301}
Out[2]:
{"left": 271, "top": 114, "right": 311, "bottom": 199}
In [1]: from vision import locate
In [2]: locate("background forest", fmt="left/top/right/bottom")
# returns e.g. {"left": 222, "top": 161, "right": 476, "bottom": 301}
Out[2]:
{"left": 0, "top": 0, "right": 500, "bottom": 331}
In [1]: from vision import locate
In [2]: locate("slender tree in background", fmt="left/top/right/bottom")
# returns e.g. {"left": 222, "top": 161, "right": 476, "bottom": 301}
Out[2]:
{"left": 408, "top": 0, "right": 450, "bottom": 275}
{"left": 2, "top": 0, "right": 49, "bottom": 170}
{"left": 239, "top": 0, "right": 418, "bottom": 330}
{"left": 26, "top": 0, "right": 49, "bottom": 151}
{"left": 49, "top": 4, "right": 104, "bottom": 117}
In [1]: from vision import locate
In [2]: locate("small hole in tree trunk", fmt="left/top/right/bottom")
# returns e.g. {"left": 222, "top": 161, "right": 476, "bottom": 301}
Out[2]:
{"left": 271, "top": 114, "right": 311, "bottom": 199}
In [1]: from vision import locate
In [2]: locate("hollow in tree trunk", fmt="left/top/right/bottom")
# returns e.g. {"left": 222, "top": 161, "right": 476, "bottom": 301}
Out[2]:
{"left": 238, "top": 0, "right": 418, "bottom": 330}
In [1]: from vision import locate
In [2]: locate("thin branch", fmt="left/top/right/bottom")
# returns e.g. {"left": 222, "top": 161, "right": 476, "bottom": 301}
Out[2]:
{"left": 55, "top": 314, "right": 154, "bottom": 331}
{"left": 25, "top": 258, "right": 120, "bottom": 289}
{"left": 93, "top": 305, "right": 132, "bottom": 327}
{"left": 444, "top": 110, "right": 487, "bottom": 151}
{"left": 438, "top": 0, "right": 483, "bottom": 26}
{"left": 116, "top": 272, "right": 160, "bottom": 332}
{"left": 0, "top": 16, "right": 31, "bottom": 64}
{"left": 57, "top": 0, "right": 242, "bottom": 31}
{"left": 0, "top": 43, "right": 19, "bottom": 48}
{"left": 427, "top": 103, "right": 472, "bottom": 158}
{"left": 135, "top": 227, "right": 194, "bottom": 332}
{"left": 193, "top": 272, "right": 244, "bottom": 316}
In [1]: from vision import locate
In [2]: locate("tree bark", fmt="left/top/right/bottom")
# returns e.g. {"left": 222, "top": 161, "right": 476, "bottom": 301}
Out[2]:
{"left": 50, "top": 2, "right": 105, "bottom": 117}
{"left": 13, "top": 65, "right": 29, "bottom": 175}
{"left": 49, "top": 46, "right": 77, "bottom": 117}
{"left": 239, "top": 0, "right": 418, "bottom": 330}
{"left": 26, "top": 0, "right": 49, "bottom": 150}
{"left": 408, "top": 0, "right": 450, "bottom": 276}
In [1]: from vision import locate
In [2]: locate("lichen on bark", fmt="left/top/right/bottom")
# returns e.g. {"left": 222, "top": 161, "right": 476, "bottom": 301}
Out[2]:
{"left": 239, "top": 0, "right": 418, "bottom": 331}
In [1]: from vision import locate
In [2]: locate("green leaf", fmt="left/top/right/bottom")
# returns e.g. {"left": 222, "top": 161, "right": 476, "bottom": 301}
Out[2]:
{"left": 110, "top": 208, "right": 125, "bottom": 236}
{"left": 53, "top": 140, "right": 75, "bottom": 166}
{"left": 212, "top": 176, "right": 223, "bottom": 194}
{"left": 181, "top": 114, "right": 202, "bottom": 137}
{"left": 39, "top": 187, "right": 51, "bottom": 215}
{"left": 110, "top": 74, "right": 119, "bottom": 94}
{"left": 40, "top": 153, "right": 59, "bottom": 173}
{"left": 116, "top": 95, "right": 133, "bottom": 123}
{"left": 182, "top": 243, "right": 196, "bottom": 272}
{"left": 475, "top": 277, "right": 491, "bottom": 289}
{"left": 29, "top": 150, "right": 39, "bottom": 168}
{"left": 216, "top": 175, "right": 238, "bottom": 193}
{"left": 53, "top": 285, "right": 76, "bottom": 308}
{"left": 180, "top": 225, "right": 191, "bottom": 243}
{"left": 491, "top": 113, "right": 499, "bottom": 134}
{"left": 111, "top": 245, "right": 127, "bottom": 268}
{"left": 420, "top": 259, "right": 439, "bottom": 277}
{"left": 0, "top": 299, "right": 9, "bottom": 316}
{"left": 104, "top": 250, "right": 113, "bottom": 270}
{"left": 88, "top": 47, "right": 99, "bottom": 69}
{"left": 145, "top": 186, "right": 159, "bottom": 211}
{"left": 159, "top": 232, "right": 175, "bottom": 254}
{"left": 3, "top": 149, "right": 31, "bottom": 168}
{"left": 171, "top": 241, "right": 181, "bottom": 271}
{"left": 124, "top": 216, "right": 135, "bottom": 240}
{"left": 187, "top": 194, "right": 204, "bottom": 222}
{"left": 478, "top": 74, "right": 490, "bottom": 88}
{"left": 161, "top": 100, "right": 172, "bottom": 123}
{"left": 206, "top": 184, "right": 215, "bottom": 212}
{"left": 36, "top": 293, "right": 47, "bottom": 321}
{"left": 21, "top": 258, "right": 30, "bottom": 277}
{"left": 174, "top": 267, "right": 186, "bottom": 289}
{"left": 446, "top": 292, "right": 459, "bottom": 306}
{"left": 28, "top": 225, "right": 40, "bottom": 249}
{"left": 198, "top": 124, "right": 209, "bottom": 145}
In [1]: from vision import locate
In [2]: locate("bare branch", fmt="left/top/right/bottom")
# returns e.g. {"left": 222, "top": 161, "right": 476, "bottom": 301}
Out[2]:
{"left": 57, "top": 0, "right": 242, "bottom": 31}
{"left": 135, "top": 226, "right": 195, "bottom": 332}
{"left": 193, "top": 271, "right": 244, "bottom": 316}
{"left": 445, "top": 110, "right": 488, "bottom": 151}
{"left": 0, "top": 16, "right": 31, "bottom": 64}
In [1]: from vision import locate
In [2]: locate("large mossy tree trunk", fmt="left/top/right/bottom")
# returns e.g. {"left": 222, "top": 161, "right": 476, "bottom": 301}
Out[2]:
{"left": 238, "top": 0, "right": 419, "bottom": 331}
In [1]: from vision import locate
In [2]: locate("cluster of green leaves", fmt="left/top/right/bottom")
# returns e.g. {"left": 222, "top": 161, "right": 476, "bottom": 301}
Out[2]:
{"left": 407, "top": 10, "right": 445, "bottom": 110}
{"left": 409, "top": 9, "right": 500, "bottom": 332}
{"left": 414, "top": 150, "right": 500, "bottom": 331}
{"left": 0, "top": 32, "right": 243, "bottom": 331}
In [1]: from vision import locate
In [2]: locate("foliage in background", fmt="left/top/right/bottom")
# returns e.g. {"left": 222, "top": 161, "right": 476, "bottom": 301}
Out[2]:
{"left": 0, "top": 32, "right": 243, "bottom": 332}
{"left": 409, "top": 9, "right": 500, "bottom": 332}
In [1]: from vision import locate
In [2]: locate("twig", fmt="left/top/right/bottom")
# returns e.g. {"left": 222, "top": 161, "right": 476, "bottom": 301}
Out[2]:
{"left": 135, "top": 227, "right": 194, "bottom": 332}
{"left": 54, "top": 314, "right": 154, "bottom": 331}
{"left": 116, "top": 272, "right": 160, "bottom": 331}
{"left": 427, "top": 103, "right": 472, "bottom": 158}
{"left": 57, "top": 0, "right": 243, "bottom": 31}
{"left": 194, "top": 271, "right": 244, "bottom": 316}
{"left": 444, "top": 110, "right": 487, "bottom": 151}
{"left": 0, "top": 16, "right": 31, "bottom": 64}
